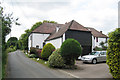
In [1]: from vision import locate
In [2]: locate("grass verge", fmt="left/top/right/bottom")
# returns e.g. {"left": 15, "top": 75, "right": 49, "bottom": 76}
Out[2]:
{"left": 23, "top": 51, "right": 49, "bottom": 67}
{"left": 2, "top": 48, "right": 17, "bottom": 78}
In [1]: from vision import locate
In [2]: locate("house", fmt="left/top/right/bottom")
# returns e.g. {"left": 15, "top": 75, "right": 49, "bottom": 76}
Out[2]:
{"left": 28, "top": 20, "right": 92, "bottom": 55}
{"left": 28, "top": 20, "right": 108, "bottom": 55}
{"left": 86, "top": 27, "right": 108, "bottom": 51}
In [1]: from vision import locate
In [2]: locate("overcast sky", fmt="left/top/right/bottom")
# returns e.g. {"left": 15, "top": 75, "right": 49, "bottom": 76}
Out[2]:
{"left": 1, "top": 0, "right": 119, "bottom": 41}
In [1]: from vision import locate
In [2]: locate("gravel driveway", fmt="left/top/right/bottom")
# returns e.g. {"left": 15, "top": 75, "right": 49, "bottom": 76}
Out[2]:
{"left": 61, "top": 60, "right": 113, "bottom": 78}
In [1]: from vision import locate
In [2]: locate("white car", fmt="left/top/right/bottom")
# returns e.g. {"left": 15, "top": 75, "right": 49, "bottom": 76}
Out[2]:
{"left": 81, "top": 51, "right": 106, "bottom": 64}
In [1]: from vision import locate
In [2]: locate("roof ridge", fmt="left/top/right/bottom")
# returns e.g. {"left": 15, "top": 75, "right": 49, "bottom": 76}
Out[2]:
{"left": 68, "top": 20, "right": 74, "bottom": 29}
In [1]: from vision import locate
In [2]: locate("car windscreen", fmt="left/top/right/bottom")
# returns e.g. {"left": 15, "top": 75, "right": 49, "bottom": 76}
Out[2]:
{"left": 89, "top": 52, "right": 99, "bottom": 55}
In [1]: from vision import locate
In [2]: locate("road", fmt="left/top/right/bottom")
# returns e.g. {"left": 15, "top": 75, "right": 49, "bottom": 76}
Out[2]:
{"left": 7, "top": 50, "right": 72, "bottom": 78}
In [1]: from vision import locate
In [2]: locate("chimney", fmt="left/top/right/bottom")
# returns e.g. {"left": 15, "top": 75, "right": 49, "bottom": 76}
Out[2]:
{"left": 56, "top": 26, "right": 60, "bottom": 32}
{"left": 100, "top": 31, "right": 102, "bottom": 33}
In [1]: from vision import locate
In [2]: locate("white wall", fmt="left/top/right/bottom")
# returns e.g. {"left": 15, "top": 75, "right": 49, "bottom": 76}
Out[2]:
{"left": 46, "top": 37, "right": 62, "bottom": 49}
{"left": 92, "top": 36, "right": 95, "bottom": 52}
{"left": 92, "top": 36, "right": 108, "bottom": 51}
{"left": 63, "top": 33, "right": 65, "bottom": 41}
{"left": 46, "top": 33, "right": 65, "bottom": 49}
{"left": 28, "top": 33, "right": 50, "bottom": 50}
{"left": 95, "top": 37, "right": 107, "bottom": 47}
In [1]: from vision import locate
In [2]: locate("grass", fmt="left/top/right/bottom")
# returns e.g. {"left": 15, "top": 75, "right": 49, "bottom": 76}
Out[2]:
{"left": 2, "top": 48, "right": 17, "bottom": 78}
{"left": 23, "top": 51, "right": 49, "bottom": 67}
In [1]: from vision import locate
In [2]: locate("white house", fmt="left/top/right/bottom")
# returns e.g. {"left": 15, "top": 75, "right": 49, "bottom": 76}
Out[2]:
{"left": 86, "top": 27, "right": 108, "bottom": 51}
{"left": 28, "top": 20, "right": 108, "bottom": 55}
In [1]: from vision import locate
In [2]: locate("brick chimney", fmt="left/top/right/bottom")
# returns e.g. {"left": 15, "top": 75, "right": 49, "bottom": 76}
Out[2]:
{"left": 100, "top": 31, "right": 102, "bottom": 33}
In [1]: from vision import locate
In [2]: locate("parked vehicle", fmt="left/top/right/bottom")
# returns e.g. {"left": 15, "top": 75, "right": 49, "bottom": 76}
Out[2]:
{"left": 81, "top": 51, "right": 106, "bottom": 64}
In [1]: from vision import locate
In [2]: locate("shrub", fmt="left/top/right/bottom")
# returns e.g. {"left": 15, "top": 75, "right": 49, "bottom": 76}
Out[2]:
{"left": 107, "top": 28, "right": 120, "bottom": 79}
{"left": 41, "top": 43, "right": 55, "bottom": 60}
{"left": 48, "top": 49, "right": 65, "bottom": 68}
{"left": 30, "top": 47, "right": 37, "bottom": 54}
{"left": 93, "top": 46, "right": 102, "bottom": 51}
{"left": 29, "top": 54, "right": 37, "bottom": 58}
{"left": 36, "top": 49, "right": 42, "bottom": 58}
{"left": 6, "top": 47, "right": 15, "bottom": 53}
{"left": 61, "top": 38, "right": 82, "bottom": 65}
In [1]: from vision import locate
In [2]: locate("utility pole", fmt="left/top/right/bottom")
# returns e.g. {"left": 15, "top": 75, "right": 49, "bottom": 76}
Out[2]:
{"left": 118, "top": 1, "right": 120, "bottom": 28}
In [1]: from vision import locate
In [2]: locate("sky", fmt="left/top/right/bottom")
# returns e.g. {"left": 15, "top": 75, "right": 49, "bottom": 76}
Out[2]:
{"left": 1, "top": 0, "right": 119, "bottom": 41}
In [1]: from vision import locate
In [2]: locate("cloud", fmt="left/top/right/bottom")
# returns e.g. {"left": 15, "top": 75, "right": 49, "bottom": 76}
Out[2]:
{"left": 3, "top": 0, "right": 118, "bottom": 41}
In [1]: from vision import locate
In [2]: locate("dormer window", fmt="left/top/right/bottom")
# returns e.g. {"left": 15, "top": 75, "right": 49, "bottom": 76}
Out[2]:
{"left": 56, "top": 26, "right": 60, "bottom": 32}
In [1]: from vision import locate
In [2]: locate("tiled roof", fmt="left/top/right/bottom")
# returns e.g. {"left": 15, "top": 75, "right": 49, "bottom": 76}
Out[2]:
{"left": 86, "top": 27, "right": 108, "bottom": 38}
{"left": 32, "top": 22, "right": 64, "bottom": 34}
{"left": 32, "top": 20, "right": 107, "bottom": 41}
{"left": 68, "top": 20, "right": 89, "bottom": 31}
{"left": 46, "top": 20, "right": 90, "bottom": 40}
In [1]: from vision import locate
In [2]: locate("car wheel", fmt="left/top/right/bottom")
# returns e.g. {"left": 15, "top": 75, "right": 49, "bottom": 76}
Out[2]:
{"left": 92, "top": 59, "right": 97, "bottom": 64}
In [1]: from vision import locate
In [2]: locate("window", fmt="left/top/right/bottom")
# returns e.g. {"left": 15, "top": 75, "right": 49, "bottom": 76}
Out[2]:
{"left": 96, "top": 37, "right": 98, "bottom": 42}
{"left": 36, "top": 45, "right": 39, "bottom": 49}
{"left": 43, "top": 42, "right": 46, "bottom": 47}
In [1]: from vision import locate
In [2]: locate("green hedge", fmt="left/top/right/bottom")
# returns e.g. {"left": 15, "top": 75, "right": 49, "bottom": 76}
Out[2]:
{"left": 41, "top": 43, "right": 55, "bottom": 60}
{"left": 61, "top": 38, "right": 82, "bottom": 65}
{"left": 48, "top": 48, "right": 65, "bottom": 68}
{"left": 107, "top": 28, "right": 120, "bottom": 79}
{"left": 30, "top": 47, "right": 37, "bottom": 54}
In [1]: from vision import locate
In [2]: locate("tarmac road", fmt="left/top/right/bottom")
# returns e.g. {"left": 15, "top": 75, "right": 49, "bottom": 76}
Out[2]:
{"left": 7, "top": 50, "right": 72, "bottom": 78}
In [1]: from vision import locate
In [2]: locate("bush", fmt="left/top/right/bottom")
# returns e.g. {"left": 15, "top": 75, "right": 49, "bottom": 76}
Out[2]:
{"left": 30, "top": 47, "right": 37, "bottom": 54}
{"left": 93, "top": 46, "right": 102, "bottom": 51}
{"left": 29, "top": 54, "right": 37, "bottom": 58}
{"left": 41, "top": 43, "right": 55, "bottom": 60}
{"left": 36, "top": 49, "right": 42, "bottom": 58}
{"left": 6, "top": 46, "right": 16, "bottom": 53}
{"left": 61, "top": 38, "right": 82, "bottom": 65}
{"left": 48, "top": 49, "right": 65, "bottom": 68}
{"left": 107, "top": 28, "right": 120, "bottom": 79}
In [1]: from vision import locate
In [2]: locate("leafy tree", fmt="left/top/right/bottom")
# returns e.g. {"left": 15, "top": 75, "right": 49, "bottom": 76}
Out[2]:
{"left": 18, "top": 20, "right": 57, "bottom": 51}
{"left": 30, "top": 22, "right": 42, "bottom": 31}
{"left": 61, "top": 38, "right": 82, "bottom": 65}
{"left": 107, "top": 28, "right": 120, "bottom": 79}
{"left": 99, "top": 41, "right": 107, "bottom": 50}
{"left": 0, "top": 6, "right": 20, "bottom": 78}
{"left": 6, "top": 37, "right": 18, "bottom": 48}
{"left": 43, "top": 20, "right": 57, "bottom": 24}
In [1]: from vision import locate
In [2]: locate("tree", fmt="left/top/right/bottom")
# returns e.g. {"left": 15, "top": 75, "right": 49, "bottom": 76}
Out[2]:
{"left": 6, "top": 37, "right": 18, "bottom": 48}
{"left": 43, "top": 20, "right": 57, "bottom": 24}
{"left": 61, "top": 38, "right": 82, "bottom": 65}
{"left": 18, "top": 20, "right": 57, "bottom": 51}
{"left": 1, "top": 6, "right": 20, "bottom": 78}
{"left": 107, "top": 28, "right": 120, "bottom": 79}
{"left": 99, "top": 41, "right": 107, "bottom": 50}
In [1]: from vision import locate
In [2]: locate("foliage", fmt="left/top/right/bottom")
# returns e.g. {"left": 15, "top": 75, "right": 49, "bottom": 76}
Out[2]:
{"left": 48, "top": 49, "right": 65, "bottom": 68}
{"left": 6, "top": 46, "right": 16, "bottom": 53}
{"left": 41, "top": 43, "right": 55, "bottom": 60}
{"left": 29, "top": 54, "right": 37, "bottom": 58}
{"left": 30, "top": 22, "right": 42, "bottom": 31}
{"left": 107, "top": 28, "right": 120, "bottom": 79}
{"left": 61, "top": 38, "right": 82, "bottom": 65}
{"left": 30, "top": 47, "right": 37, "bottom": 54}
{"left": 99, "top": 41, "right": 107, "bottom": 50}
{"left": 6, "top": 37, "right": 18, "bottom": 49}
{"left": 43, "top": 20, "right": 57, "bottom": 24}
{"left": 1, "top": 6, "right": 20, "bottom": 78}
{"left": 19, "top": 29, "right": 31, "bottom": 50}
{"left": 18, "top": 20, "right": 57, "bottom": 51}
{"left": 36, "top": 49, "right": 42, "bottom": 58}
{"left": 93, "top": 46, "right": 102, "bottom": 51}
